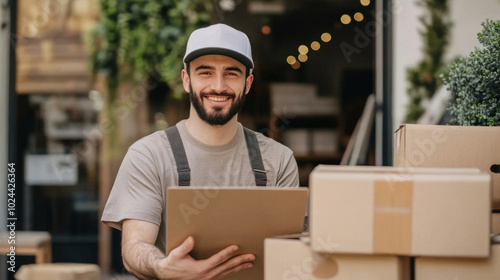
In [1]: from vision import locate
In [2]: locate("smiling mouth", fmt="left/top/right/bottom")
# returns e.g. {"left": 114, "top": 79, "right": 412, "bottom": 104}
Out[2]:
{"left": 206, "top": 96, "right": 231, "bottom": 102}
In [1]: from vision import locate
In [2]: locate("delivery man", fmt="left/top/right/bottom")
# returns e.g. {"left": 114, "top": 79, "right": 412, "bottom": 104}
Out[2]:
{"left": 101, "top": 23, "right": 299, "bottom": 279}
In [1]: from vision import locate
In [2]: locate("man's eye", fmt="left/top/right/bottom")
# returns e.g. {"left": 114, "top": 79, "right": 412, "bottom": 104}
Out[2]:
{"left": 227, "top": 72, "right": 238, "bottom": 76}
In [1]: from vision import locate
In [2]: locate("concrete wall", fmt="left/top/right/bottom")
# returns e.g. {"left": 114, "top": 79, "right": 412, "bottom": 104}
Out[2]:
{"left": 392, "top": 0, "right": 500, "bottom": 131}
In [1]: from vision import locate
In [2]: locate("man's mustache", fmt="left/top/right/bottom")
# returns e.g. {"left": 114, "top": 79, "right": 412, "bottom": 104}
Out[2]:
{"left": 200, "top": 92, "right": 236, "bottom": 98}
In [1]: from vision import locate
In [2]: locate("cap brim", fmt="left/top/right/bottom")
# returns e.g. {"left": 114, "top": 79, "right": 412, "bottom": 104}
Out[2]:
{"left": 184, "top": 47, "right": 254, "bottom": 70}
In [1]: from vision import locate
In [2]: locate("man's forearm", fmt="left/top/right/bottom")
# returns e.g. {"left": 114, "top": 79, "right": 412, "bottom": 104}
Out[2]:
{"left": 122, "top": 238, "right": 165, "bottom": 280}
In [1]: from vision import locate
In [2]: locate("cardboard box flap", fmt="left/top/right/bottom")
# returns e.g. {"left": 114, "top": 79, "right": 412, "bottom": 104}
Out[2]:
{"left": 394, "top": 124, "right": 407, "bottom": 166}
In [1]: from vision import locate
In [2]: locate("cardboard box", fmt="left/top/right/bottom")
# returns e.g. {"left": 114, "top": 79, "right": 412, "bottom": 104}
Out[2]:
{"left": 166, "top": 187, "right": 309, "bottom": 280}
{"left": 270, "top": 83, "right": 339, "bottom": 115}
{"left": 394, "top": 124, "right": 500, "bottom": 209}
{"left": 493, "top": 213, "right": 500, "bottom": 234}
{"left": 15, "top": 263, "right": 100, "bottom": 280}
{"left": 283, "top": 129, "right": 310, "bottom": 155}
{"left": 312, "top": 129, "right": 339, "bottom": 154}
{"left": 309, "top": 165, "right": 491, "bottom": 257}
{"left": 265, "top": 235, "right": 409, "bottom": 280}
{"left": 415, "top": 239, "right": 500, "bottom": 280}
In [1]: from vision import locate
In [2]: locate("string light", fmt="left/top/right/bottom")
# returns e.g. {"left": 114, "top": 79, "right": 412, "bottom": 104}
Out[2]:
{"left": 286, "top": 55, "right": 297, "bottom": 65}
{"left": 311, "top": 41, "right": 320, "bottom": 51}
{"left": 298, "top": 54, "right": 308, "bottom": 62}
{"left": 261, "top": 25, "right": 271, "bottom": 35}
{"left": 360, "top": 0, "right": 370, "bottom": 6}
{"left": 298, "top": 45, "right": 309, "bottom": 54}
{"left": 321, "top": 32, "right": 332, "bottom": 42}
{"left": 288, "top": 0, "right": 371, "bottom": 70}
{"left": 354, "top": 12, "right": 364, "bottom": 22}
{"left": 340, "top": 14, "right": 351, "bottom": 25}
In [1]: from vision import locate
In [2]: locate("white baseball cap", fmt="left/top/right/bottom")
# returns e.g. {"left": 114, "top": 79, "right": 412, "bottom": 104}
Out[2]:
{"left": 183, "top": 24, "right": 254, "bottom": 71}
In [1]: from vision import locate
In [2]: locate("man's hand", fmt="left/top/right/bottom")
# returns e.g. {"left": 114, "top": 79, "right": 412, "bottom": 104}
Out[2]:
{"left": 121, "top": 219, "right": 255, "bottom": 280}
{"left": 155, "top": 236, "right": 255, "bottom": 280}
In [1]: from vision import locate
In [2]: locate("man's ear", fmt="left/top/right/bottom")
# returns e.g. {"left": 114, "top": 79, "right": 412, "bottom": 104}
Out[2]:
{"left": 244, "top": 74, "right": 254, "bottom": 95}
{"left": 181, "top": 68, "right": 190, "bottom": 93}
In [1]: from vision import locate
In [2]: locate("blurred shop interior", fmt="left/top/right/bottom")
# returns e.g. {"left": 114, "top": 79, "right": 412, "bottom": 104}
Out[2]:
{"left": 5, "top": 0, "right": 381, "bottom": 277}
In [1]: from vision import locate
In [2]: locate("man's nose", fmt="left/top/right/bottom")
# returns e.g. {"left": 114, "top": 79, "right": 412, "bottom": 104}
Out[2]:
{"left": 210, "top": 74, "right": 228, "bottom": 93}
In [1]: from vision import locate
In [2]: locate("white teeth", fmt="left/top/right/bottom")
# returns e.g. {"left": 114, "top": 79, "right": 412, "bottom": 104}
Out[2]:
{"left": 208, "top": 96, "right": 228, "bottom": 102}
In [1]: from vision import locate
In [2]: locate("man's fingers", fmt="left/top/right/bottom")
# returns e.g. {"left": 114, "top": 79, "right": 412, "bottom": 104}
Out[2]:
{"left": 204, "top": 244, "right": 239, "bottom": 267}
{"left": 169, "top": 236, "right": 195, "bottom": 259}
{"left": 207, "top": 253, "right": 256, "bottom": 280}
{"left": 216, "top": 261, "right": 254, "bottom": 280}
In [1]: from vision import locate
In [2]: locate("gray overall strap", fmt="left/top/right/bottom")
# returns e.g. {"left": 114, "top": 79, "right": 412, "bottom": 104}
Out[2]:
{"left": 243, "top": 128, "right": 267, "bottom": 186}
{"left": 164, "top": 126, "right": 267, "bottom": 187}
{"left": 164, "top": 126, "right": 191, "bottom": 186}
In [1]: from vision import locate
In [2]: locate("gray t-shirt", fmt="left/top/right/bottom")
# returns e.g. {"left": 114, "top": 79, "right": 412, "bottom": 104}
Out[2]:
{"left": 101, "top": 120, "right": 299, "bottom": 252}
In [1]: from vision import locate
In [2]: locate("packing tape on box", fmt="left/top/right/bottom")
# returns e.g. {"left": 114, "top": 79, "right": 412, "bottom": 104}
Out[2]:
{"left": 373, "top": 177, "right": 413, "bottom": 254}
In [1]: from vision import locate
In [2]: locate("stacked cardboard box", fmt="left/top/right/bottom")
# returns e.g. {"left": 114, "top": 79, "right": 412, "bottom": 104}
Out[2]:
{"left": 270, "top": 83, "right": 339, "bottom": 116}
{"left": 264, "top": 124, "right": 498, "bottom": 279}
{"left": 308, "top": 165, "right": 491, "bottom": 257}
{"left": 282, "top": 129, "right": 339, "bottom": 156}
{"left": 392, "top": 124, "right": 500, "bottom": 278}
{"left": 265, "top": 165, "right": 491, "bottom": 279}
{"left": 393, "top": 124, "right": 500, "bottom": 210}
{"left": 311, "top": 129, "right": 339, "bottom": 154}
{"left": 415, "top": 236, "right": 500, "bottom": 280}
{"left": 265, "top": 235, "right": 409, "bottom": 280}
{"left": 283, "top": 129, "right": 310, "bottom": 155}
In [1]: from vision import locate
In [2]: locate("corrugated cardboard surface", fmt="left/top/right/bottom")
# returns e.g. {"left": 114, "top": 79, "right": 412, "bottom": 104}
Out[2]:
{"left": 309, "top": 166, "right": 491, "bottom": 257}
{"left": 166, "top": 187, "right": 308, "bottom": 280}
{"left": 394, "top": 124, "right": 500, "bottom": 209}
{"left": 264, "top": 236, "right": 409, "bottom": 280}
{"left": 415, "top": 243, "right": 500, "bottom": 280}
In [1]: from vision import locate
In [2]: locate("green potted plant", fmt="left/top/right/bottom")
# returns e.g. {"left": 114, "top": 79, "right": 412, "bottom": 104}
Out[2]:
{"left": 441, "top": 19, "right": 500, "bottom": 126}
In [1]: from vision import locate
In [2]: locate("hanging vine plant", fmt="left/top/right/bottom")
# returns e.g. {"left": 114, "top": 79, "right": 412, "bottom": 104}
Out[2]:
{"left": 86, "top": 0, "right": 212, "bottom": 154}
{"left": 405, "top": 0, "right": 452, "bottom": 122}
{"left": 89, "top": 0, "right": 212, "bottom": 96}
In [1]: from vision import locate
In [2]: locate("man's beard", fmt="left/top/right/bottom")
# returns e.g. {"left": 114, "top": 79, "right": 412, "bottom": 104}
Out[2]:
{"left": 189, "top": 83, "right": 246, "bottom": 126}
